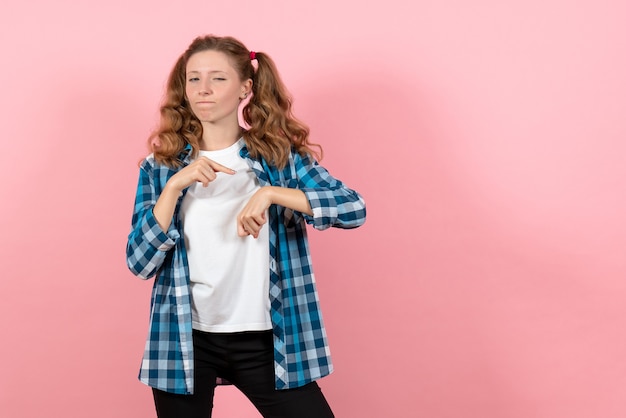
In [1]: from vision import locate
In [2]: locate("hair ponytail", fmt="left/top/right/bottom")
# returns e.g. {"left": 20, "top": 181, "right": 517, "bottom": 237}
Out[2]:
{"left": 148, "top": 55, "right": 202, "bottom": 167}
{"left": 243, "top": 52, "right": 322, "bottom": 168}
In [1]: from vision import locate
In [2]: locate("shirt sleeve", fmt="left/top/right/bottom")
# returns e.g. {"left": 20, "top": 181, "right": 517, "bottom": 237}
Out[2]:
{"left": 126, "top": 159, "right": 180, "bottom": 279}
{"left": 293, "top": 152, "right": 366, "bottom": 231}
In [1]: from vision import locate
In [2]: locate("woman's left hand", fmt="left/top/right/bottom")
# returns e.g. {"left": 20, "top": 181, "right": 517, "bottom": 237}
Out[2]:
{"left": 237, "top": 187, "right": 272, "bottom": 238}
{"left": 238, "top": 186, "right": 312, "bottom": 238}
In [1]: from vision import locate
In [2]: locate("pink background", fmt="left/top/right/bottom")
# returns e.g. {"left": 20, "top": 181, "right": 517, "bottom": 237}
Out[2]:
{"left": 1, "top": 1, "right": 625, "bottom": 417}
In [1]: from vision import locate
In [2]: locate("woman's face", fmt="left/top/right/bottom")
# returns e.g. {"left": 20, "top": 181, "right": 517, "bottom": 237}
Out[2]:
{"left": 185, "top": 50, "right": 251, "bottom": 126}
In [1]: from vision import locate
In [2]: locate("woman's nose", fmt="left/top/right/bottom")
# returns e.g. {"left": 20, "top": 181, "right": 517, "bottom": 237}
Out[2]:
{"left": 199, "top": 80, "right": 212, "bottom": 95}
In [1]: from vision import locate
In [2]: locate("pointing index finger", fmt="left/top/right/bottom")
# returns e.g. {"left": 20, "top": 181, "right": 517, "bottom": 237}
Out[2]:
{"left": 202, "top": 157, "right": 236, "bottom": 175}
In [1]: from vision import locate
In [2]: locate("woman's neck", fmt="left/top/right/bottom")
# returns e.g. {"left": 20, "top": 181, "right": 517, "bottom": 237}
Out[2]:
{"left": 199, "top": 122, "right": 242, "bottom": 151}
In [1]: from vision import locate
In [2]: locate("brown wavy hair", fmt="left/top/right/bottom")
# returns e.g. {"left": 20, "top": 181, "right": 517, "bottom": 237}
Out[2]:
{"left": 148, "top": 35, "right": 322, "bottom": 168}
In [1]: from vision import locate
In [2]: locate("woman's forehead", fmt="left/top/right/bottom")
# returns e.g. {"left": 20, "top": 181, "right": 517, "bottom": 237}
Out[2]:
{"left": 187, "top": 50, "right": 234, "bottom": 72}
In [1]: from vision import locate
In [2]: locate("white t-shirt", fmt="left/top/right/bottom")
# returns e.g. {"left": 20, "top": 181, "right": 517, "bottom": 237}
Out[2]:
{"left": 179, "top": 139, "right": 271, "bottom": 333}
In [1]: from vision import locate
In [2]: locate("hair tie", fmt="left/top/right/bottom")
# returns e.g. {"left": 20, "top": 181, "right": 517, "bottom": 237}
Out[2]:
{"left": 249, "top": 51, "right": 257, "bottom": 60}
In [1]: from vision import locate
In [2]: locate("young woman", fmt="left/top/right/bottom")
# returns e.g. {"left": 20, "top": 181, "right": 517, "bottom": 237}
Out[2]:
{"left": 126, "top": 35, "right": 366, "bottom": 418}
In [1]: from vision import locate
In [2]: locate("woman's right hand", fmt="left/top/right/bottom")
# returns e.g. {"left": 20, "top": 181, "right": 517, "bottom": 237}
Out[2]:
{"left": 153, "top": 157, "right": 235, "bottom": 232}
{"left": 167, "top": 157, "right": 236, "bottom": 191}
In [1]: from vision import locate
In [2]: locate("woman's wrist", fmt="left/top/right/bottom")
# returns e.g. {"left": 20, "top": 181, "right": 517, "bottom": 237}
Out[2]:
{"left": 164, "top": 178, "right": 183, "bottom": 195}
{"left": 263, "top": 186, "right": 312, "bottom": 215}
{"left": 263, "top": 186, "right": 277, "bottom": 205}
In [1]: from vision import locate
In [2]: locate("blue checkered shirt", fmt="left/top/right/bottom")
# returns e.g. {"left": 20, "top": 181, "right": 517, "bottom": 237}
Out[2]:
{"left": 126, "top": 143, "right": 366, "bottom": 394}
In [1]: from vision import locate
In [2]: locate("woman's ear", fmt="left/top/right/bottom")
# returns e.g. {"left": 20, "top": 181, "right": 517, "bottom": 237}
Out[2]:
{"left": 241, "top": 78, "right": 253, "bottom": 99}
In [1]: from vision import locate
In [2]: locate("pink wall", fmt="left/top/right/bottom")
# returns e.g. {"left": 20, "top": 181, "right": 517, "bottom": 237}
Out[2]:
{"left": 1, "top": 1, "right": 625, "bottom": 417}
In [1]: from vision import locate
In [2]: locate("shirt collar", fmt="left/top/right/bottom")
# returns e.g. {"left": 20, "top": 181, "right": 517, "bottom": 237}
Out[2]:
{"left": 239, "top": 141, "right": 250, "bottom": 159}
{"left": 179, "top": 143, "right": 194, "bottom": 165}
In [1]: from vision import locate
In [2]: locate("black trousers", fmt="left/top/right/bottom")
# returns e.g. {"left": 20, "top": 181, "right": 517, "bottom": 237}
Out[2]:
{"left": 152, "top": 329, "right": 335, "bottom": 418}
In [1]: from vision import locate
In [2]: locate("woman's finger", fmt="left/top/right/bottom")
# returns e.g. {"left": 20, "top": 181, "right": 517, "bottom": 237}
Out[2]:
{"left": 200, "top": 157, "right": 236, "bottom": 175}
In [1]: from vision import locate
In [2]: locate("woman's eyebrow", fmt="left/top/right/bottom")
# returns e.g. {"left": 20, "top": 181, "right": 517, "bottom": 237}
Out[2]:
{"left": 186, "top": 69, "right": 228, "bottom": 75}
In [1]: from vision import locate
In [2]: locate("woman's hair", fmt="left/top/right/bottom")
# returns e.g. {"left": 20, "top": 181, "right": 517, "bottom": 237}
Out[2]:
{"left": 149, "top": 35, "right": 321, "bottom": 168}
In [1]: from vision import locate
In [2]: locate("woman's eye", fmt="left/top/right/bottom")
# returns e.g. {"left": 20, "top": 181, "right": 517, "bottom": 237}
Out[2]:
{"left": 214, "top": 77, "right": 226, "bottom": 81}
{"left": 188, "top": 77, "right": 199, "bottom": 82}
